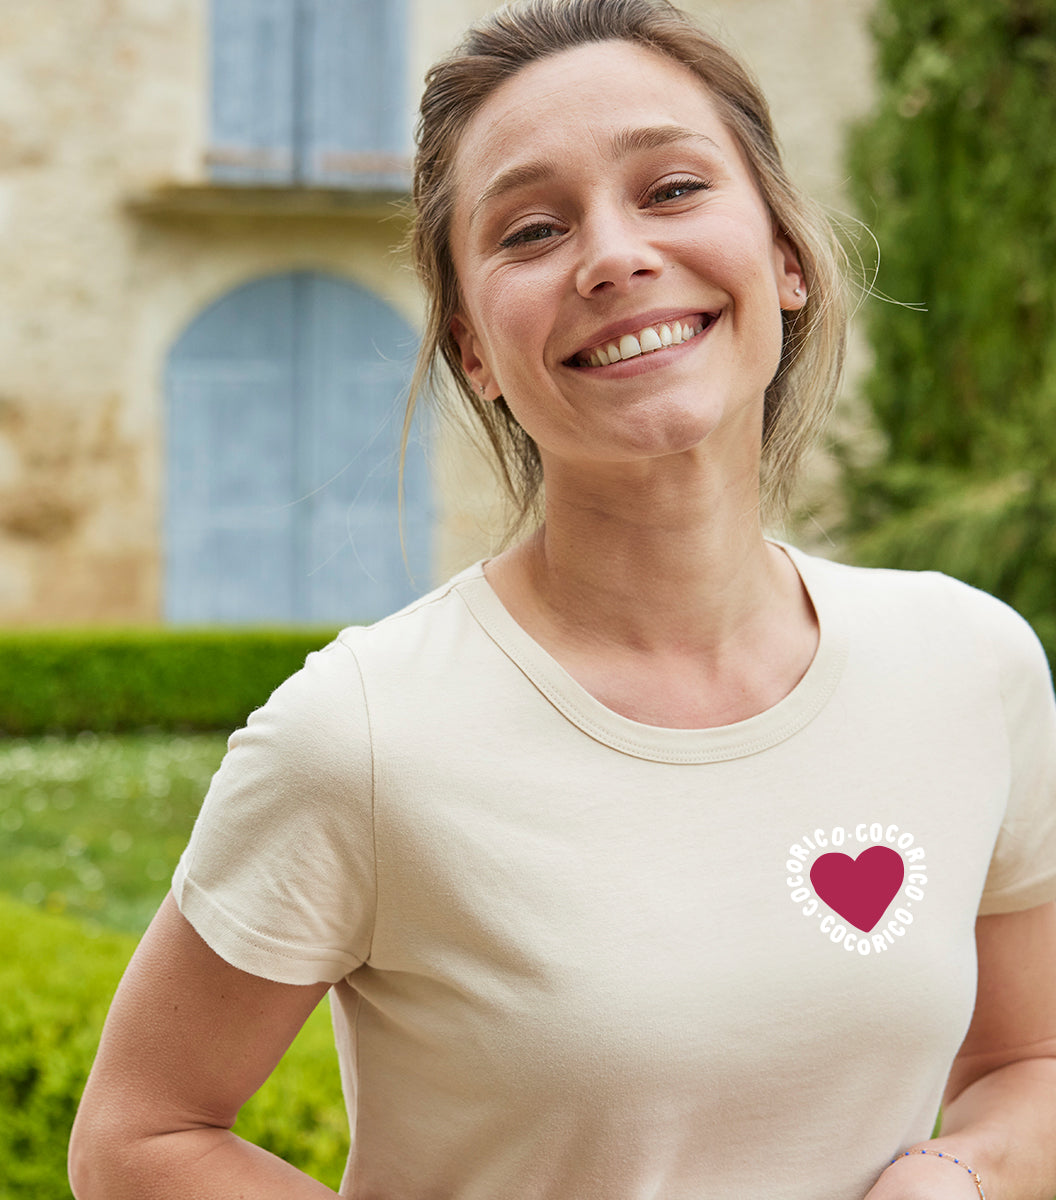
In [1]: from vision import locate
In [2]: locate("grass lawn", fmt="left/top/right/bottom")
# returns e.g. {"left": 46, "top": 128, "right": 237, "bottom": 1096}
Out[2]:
{"left": 0, "top": 732, "right": 225, "bottom": 932}
{"left": 0, "top": 732, "right": 348, "bottom": 1198}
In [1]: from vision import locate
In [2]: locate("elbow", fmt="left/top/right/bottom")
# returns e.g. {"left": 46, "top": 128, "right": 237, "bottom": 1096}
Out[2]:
{"left": 68, "top": 1093, "right": 136, "bottom": 1199}
{"left": 68, "top": 1098, "right": 126, "bottom": 1200}
{"left": 67, "top": 1107, "right": 100, "bottom": 1199}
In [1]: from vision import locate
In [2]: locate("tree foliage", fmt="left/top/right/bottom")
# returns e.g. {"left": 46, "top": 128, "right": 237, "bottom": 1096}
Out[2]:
{"left": 841, "top": 0, "right": 1056, "bottom": 657}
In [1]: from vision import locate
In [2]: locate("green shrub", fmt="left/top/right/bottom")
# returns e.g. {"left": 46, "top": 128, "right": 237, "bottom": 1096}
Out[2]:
{"left": 840, "top": 0, "right": 1056, "bottom": 665}
{"left": 0, "top": 896, "right": 347, "bottom": 1198}
{"left": 0, "top": 628, "right": 339, "bottom": 736}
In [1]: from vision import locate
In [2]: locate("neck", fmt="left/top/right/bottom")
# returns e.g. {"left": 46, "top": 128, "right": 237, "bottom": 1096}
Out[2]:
{"left": 488, "top": 453, "right": 789, "bottom": 657}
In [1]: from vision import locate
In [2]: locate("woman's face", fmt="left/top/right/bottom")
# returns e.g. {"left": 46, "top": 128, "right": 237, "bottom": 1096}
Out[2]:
{"left": 449, "top": 40, "right": 805, "bottom": 481}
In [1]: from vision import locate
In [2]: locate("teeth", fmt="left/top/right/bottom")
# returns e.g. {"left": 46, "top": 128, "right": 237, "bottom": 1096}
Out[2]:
{"left": 580, "top": 317, "right": 707, "bottom": 368}
{"left": 639, "top": 326, "right": 662, "bottom": 353}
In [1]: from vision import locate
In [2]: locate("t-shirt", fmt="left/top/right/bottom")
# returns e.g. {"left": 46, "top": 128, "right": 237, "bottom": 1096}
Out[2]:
{"left": 172, "top": 546, "right": 1056, "bottom": 1200}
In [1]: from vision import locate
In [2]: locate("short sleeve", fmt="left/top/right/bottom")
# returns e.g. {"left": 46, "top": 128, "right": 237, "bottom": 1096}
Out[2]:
{"left": 976, "top": 597, "right": 1056, "bottom": 915}
{"left": 172, "top": 635, "right": 376, "bottom": 984}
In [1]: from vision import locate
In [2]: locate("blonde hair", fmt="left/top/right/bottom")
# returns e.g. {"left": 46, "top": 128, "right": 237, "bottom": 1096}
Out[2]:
{"left": 408, "top": 0, "right": 847, "bottom": 535}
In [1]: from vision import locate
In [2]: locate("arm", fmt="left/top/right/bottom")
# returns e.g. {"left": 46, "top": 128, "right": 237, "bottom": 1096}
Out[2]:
{"left": 865, "top": 901, "right": 1056, "bottom": 1199}
{"left": 69, "top": 892, "right": 338, "bottom": 1199}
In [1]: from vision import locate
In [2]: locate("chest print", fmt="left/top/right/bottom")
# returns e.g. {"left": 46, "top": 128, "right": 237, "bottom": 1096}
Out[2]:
{"left": 785, "top": 824, "right": 928, "bottom": 955}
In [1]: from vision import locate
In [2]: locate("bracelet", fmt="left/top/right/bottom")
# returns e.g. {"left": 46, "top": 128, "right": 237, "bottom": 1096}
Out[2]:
{"left": 890, "top": 1149, "right": 987, "bottom": 1198}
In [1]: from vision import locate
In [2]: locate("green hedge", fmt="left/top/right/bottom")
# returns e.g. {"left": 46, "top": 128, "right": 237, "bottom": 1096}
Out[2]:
{"left": 839, "top": 0, "right": 1056, "bottom": 666}
{"left": 0, "top": 896, "right": 347, "bottom": 1199}
{"left": 0, "top": 628, "right": 340, "bottom": 736}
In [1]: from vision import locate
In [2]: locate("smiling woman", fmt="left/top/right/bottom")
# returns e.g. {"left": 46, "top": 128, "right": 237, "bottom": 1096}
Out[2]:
{"left": 410, "top": 3, "right": 847, "bottom": 536}
{"left": 69, "top": 4, "right": 1056, "bottom": 1200}
{"left": 447, "top": 39, "right": 808, "bottom": 495}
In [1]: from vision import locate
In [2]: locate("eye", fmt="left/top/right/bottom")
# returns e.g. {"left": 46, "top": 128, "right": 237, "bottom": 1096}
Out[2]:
{"left": 648, "top": 177, "right": 712, "bottom": 205}
{"left": 499, "top": 220, "right": 562, "bottom": 249}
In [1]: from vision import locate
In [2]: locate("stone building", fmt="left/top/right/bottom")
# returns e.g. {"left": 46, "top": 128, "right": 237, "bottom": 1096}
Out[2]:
{"left": 0, "top": 0, "right": 874, "bottom": 627}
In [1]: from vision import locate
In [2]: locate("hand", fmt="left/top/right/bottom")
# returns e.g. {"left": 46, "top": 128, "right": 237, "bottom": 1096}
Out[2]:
{"left": 862, "top": 1151, "right": 984, "bottom": 1200}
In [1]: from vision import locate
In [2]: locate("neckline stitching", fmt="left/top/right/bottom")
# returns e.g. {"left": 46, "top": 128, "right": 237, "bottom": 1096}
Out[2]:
{"left": 456, "top": 551, "right": 848, "bottom": 763}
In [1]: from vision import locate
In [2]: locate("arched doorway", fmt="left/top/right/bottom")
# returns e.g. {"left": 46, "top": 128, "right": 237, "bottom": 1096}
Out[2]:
{"left": 164, "top": 271, "right": 430, "bottom": 624}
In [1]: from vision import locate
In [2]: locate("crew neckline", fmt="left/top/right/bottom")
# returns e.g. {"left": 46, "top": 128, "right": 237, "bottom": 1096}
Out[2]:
{"left": 455, "top": 544, "right": 848, "bottom": 764}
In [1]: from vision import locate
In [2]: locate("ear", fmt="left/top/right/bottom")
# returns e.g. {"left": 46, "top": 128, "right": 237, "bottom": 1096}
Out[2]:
{"left": 772, "top": 231, "right": 807, "bottom": 312}
{"left": 451, "top": 314, "right": 498, "bottom": 401}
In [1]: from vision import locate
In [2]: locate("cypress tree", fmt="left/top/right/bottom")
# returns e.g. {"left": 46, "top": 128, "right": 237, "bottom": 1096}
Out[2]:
{"left": 841, "top": 0, "right": 1056, "bottom": 656}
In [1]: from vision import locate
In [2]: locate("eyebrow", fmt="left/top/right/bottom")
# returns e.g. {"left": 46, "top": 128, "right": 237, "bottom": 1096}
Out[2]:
{"left": 469, "top": 125, "right": 725, "bottom": 224}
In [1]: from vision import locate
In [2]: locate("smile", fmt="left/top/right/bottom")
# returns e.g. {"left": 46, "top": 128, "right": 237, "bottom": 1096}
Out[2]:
{"left": 571, "top": 314, "right": 714, "bottom": 369}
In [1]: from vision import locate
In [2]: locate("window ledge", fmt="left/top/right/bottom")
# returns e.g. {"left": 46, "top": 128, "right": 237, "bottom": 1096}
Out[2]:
{"left": 126, "top": 180, "right": 412, "bottom": 221}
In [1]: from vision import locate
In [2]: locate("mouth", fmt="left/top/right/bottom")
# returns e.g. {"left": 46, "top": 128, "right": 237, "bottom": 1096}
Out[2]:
{"left": 567, "top": 313, "right": 717, "bottom": 369}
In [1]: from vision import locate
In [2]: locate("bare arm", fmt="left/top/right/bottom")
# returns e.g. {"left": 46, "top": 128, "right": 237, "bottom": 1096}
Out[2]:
{"left": 69, "top": 892, "right": 338, "bottom": 1199}
{"left": 865, "top": 901, "right": 1056, "bottom": 1199}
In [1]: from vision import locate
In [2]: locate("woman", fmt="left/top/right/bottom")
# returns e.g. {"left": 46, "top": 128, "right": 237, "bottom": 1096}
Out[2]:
{"left": 70, "top": 2, "right": 1056, "bottom": 1197}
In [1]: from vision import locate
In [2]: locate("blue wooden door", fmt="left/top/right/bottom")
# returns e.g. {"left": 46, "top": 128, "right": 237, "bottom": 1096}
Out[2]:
{"left": 165, "top": 272, "right": 430, "bottom": 624}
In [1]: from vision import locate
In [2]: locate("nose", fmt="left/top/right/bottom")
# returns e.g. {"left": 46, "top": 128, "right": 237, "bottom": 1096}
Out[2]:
{"left": 574, "top": 206, "right": 664, "bottom": 298}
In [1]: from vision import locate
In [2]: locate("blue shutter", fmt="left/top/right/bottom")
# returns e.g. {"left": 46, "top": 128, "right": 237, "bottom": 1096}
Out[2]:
{"left": 208, "top": 0, "right": 296, "bottom": 184}
{"left": 166, "top": 272, "right": 430, "bottom": 625}
{"left": 299, "top": 0, "right": 410, "bottom": 188}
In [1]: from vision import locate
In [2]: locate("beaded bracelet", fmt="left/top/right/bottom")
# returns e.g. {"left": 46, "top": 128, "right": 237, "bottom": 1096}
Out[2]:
{"left": 889, "top": 1149, "right": 987, "bottom": 1198}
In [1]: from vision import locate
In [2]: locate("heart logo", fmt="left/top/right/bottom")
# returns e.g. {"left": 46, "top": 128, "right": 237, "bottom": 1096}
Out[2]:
{"left": 809, "top": 846, "right": 905, "bottom": 932}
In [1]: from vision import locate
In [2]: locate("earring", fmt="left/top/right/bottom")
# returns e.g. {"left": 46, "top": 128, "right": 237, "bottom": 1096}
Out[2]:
{"left": 794, "top": 286, "right": 803, "bottom": 297}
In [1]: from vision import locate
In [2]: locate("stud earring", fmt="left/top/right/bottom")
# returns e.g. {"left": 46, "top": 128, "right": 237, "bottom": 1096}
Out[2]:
{"left": 794, "top": 286, "right": 803, "bottom": 297}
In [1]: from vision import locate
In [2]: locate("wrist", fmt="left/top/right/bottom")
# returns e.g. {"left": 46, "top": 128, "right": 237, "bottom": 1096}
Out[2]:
{"left": 887, "top": 1147, "right": 987, "bottom": 1198}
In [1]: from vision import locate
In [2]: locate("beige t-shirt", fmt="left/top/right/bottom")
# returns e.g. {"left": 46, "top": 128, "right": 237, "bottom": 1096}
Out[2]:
{"left": 173, "top": 548, "right": 1056, "bottom": 1199}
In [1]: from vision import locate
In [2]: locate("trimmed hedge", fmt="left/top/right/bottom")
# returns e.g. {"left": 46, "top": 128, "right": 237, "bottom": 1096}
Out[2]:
{"left": 0, "top": 896, "right": 347, "bottom": 1198}
{"left": 0, "top": 628, "right": 340, "bottom": 736}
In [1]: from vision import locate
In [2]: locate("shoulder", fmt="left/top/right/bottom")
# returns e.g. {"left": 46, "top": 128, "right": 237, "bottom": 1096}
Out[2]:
{"left": 261, "top": 562, "right": 488, "bottom": 723}
{"left": 791, "top": 547, "right": 1051, "bottom": 703}
{"left": 331, "top": 561, "right": 490, "bottom": 678}
{"left": 794, "top": 547, "right": 1037, "bottom": 647}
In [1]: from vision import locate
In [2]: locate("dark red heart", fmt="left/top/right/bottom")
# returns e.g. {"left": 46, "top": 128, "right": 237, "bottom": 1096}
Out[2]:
{"left": 809, "top": 846, "right": 905, "bottom": 933}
